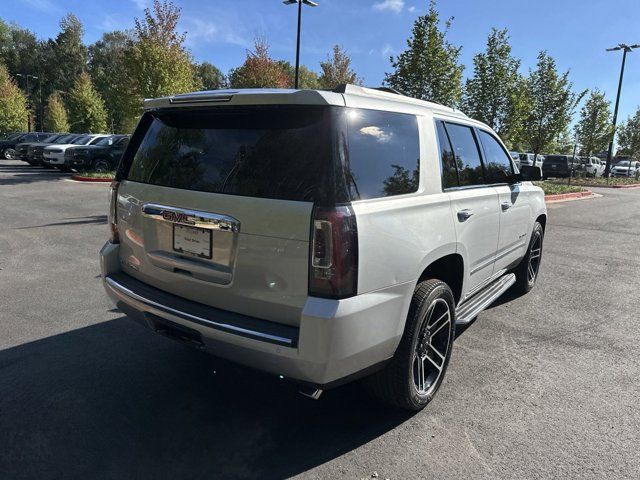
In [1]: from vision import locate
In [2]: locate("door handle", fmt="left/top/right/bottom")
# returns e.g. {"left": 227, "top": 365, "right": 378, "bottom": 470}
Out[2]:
{"left": 457, "top": 209, "right": 474, "bottom": 221}
{"left": 501, "top": 202, "right": 512, "bottom": 211}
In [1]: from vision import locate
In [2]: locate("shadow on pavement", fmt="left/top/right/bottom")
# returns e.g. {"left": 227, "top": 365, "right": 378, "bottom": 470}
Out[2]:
{"left": 0, "top": 163, "right": 70, "bottom": 185}
{"left": 0, "top": 317, "right": 413, "bottom": 480}
{"left": 16, "top": 215, "right": 108, "bottom": 229}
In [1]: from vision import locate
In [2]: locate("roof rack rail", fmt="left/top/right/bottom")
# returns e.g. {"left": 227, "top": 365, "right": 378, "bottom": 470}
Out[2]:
{"left": 372, "top": 86, "right": 405, "bottom": 96}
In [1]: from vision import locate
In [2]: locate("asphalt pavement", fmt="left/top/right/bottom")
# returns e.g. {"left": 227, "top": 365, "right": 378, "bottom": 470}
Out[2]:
{"left": 0, "top": 160, "right": 639, "bottom": 479}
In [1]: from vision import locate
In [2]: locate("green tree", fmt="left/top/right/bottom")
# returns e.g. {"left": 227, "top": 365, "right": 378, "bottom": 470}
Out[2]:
{"left": 384, "top": 0, "right": 463, "bottom": 105}
{"left": 123, "top": 0, "right": 200, "bottom": 121}
{"left": 462, "top": 28, "right": 526, "bottom": 148}
{"left": 196, "top": 61, "right": 226, "bottom": 90}
{"left": 574, "top": 89, "right": 612, "bottom": 156}
{"left": 67, "top": 72, "right": 108, "bottom": 133}
{"left": 42, "top": 14, "right": 87, "bottom": 97}
{"left": 43, "top": 91, "right": 69, "bottom": 132}
{"left": 318, "top": 45, "right": 361, "bottom": 89}
{"left": 616, "top": 108, "right": 640, "bottom": 160}
{"left": 228, "top": 38, "right": 291, "bottom": 88}
{"left": 279, "top": 61, "right": 320, "bottom": 89}
{"left": 88, "top": 30, "right": 133, "bottom": 133}
{"left": 0, "top": 62, "right": 28, "bottom": 133}
{"left": 521, "top": 52, "right": 584, "bottom": 164}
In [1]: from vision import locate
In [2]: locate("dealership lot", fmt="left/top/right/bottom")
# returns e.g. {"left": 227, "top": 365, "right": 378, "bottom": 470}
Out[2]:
{"left": 1, "top": 161, "right": 639, "bottom": 480}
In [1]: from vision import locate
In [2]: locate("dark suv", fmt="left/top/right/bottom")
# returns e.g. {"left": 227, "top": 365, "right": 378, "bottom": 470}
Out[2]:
{"left": 1, "top": 132, "right": 53, "bottom": 160}
{"left": 542, "top": 155, "right": 573, "bottom": 179}
{"left": 66, "top": 135, "right": 130, "bottom": 172}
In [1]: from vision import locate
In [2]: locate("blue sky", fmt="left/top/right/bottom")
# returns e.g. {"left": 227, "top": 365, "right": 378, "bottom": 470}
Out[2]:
{"left": 2, "top": 0, "right": 640, "bottom": 121}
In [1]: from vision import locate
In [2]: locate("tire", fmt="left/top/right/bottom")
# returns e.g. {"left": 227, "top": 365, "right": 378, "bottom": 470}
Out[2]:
{"left": 2, "top": 148, "right": 16, "bottom": 160}
{"left": 92, "top": 158, "right": 112, "bottom": 173}
{"left": 512, "top": 221, "right": 544, "bottom": 294}
{"left": 362, "top": 279, "right": 456, "bottom": 411}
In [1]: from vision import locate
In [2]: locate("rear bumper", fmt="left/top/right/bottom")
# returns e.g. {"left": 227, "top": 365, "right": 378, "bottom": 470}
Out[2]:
{"left": 100, "top": 242, "right": 412, "bottom": 387}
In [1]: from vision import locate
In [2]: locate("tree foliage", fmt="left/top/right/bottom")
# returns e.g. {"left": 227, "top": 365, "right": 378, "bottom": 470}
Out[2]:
{"left": 318, "top": 45, "right": 361, "bottom": 89}
{"left": 278, "top": 61, "right": 320, "bottom": 89}
{"left": 462, "top": 28, "right": 526, "bottom": 148}
{"left": 520, "top": 52, "right": 584, "bottom": 162}
{"left": 228, "top": 38, "right": 291, "bottom": 88}
{"left": 67, "top": 72, "right": 108, "bottom": 133}
{"left": 123, "top": 0, "right": 200, "bottom": 120}
{"left": 88, "top": 30, "right": 133, "bottom": 133}
{"left": 384, "top": 0, "right": 463, "bottom": 105}
{"left": 43, "top": 91, "right": 69, "bottom": 132}
{"left": 43, "top": 14, "right": 87, "bottom": 97}
{"left": 616, "top": 107, "right": 640, "bottom": 160}
{"left": 574, "top": 89, "right": 612, "bottom": 156}
{"left": 0, "top": 62, "right": 28, "bottom": 133}
{"left": 197, "top": 62, "right": 226, "bottom": 90}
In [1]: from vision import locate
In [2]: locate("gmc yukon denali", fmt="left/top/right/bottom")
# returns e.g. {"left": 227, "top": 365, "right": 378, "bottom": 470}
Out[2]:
{"left": 101, "top": 85, "right": 546, "bottom": 411}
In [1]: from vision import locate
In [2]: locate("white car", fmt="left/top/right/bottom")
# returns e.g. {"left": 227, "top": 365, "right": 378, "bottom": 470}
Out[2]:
{"left": 101, "top": 85, "right": 547, "bottom": 410}
{"left": 519, "top": 152, "right": 545, "bottom": 167}
{"left": 584, "top": 157, "right": 605, "bottom": 177}
{"left": 611, "top": 160, "right": 640, "bottom": 178}
{"left": 43, "top": 134, "right": 110, "bottom": 170}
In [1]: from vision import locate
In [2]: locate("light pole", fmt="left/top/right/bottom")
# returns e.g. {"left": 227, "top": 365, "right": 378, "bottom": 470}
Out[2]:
{"left": 16, "top": 73, "right": 39, "bottom": 132}
{"left": 603, "top": 43, "right": 639, "bottom": 177}
{"left": 283, "top": 0, "right": 318, "bottom": 89}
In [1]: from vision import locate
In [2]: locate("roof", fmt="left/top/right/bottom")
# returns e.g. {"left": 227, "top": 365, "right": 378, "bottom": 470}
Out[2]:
{"left": 142, "top": 84, "right": 468, "bottom": 120}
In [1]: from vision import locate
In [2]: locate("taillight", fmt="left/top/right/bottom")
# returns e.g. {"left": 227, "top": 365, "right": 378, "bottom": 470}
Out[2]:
{"left": 108, "top": 181, "right": 120, "bottom": 244}
{"left": 309, "top": 206, "right": 358, "bottom": 299}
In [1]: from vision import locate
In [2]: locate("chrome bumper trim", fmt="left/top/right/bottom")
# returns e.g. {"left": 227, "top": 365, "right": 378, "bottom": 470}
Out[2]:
{"left": 105, "top": 276, "right": 295, "bottom": 346}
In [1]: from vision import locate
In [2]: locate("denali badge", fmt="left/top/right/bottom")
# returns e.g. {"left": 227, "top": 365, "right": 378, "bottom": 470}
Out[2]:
{"left": 162, "top": 211, "right": 195, "bottom": 225}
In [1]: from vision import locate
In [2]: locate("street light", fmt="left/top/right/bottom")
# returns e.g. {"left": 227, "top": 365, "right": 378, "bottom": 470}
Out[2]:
{"left": 603, "top": 43, "right": 639, "bottom": 176}
{"left": 283, "top": 0, "right": 318, "bottom": 89}
{"left": 16, "top": 73, "right": 39, "bottom": 132}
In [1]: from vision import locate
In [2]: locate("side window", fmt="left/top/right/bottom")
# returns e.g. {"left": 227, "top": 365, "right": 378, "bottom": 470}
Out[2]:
{"left": 444, "top": 123, "right": 485, "bottom": 186}
{"left": 435, "top": 121, "right": 459, "bottom": 188}
{"left": 346, "top": 109, "right": 420, "bottom": 199}
{"left": 478, "top": 130, "right": 513, "bottom": 183}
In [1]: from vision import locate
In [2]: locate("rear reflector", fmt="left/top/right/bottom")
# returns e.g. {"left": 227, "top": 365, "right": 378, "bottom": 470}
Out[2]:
{"left": 108, "top": 181, "right": 120, "bottom": 244}
{"left": 309, "top": 206, "right": 358, "bottom": 299}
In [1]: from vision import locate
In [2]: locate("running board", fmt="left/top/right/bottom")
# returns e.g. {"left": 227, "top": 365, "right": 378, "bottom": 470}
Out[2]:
{"left": 455, "top": 273, "right": 516, "bottom": 326}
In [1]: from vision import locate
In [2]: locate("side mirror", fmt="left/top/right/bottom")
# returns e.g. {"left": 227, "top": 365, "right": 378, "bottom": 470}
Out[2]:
{"left": 520, "top": 165, "right": 542, "bottom": 181}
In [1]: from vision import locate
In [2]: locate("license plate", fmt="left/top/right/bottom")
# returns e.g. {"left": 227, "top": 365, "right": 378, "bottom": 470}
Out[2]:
{"left": 173, "top": 224, "right": 212, "bottom": 259}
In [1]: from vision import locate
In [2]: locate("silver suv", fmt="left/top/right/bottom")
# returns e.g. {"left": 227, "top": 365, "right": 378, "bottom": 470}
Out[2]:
{"left": 101, "top": 85, "right": 547, "bottom": 410}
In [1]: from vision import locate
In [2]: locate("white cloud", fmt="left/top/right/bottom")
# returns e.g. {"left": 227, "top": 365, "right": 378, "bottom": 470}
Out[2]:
{"left": 373, "top": 0, "right": 404, "bottom": 13}
{"left": 183, "top": 18, "right": 249, "bottom": 48}
{"left": 131, "top": 0, "right": 148, "bottom": 10}
{"left": 381, "top": 43, "right": 395, "bottom": 59}
{"left": 21, "top": 0, "right": 59, "bottom": 13}
{"left": 408, "top": 5, "right": 416, "bottom": 13}
{"left": 360, "top": 126, "right": 392, "bottom": 143}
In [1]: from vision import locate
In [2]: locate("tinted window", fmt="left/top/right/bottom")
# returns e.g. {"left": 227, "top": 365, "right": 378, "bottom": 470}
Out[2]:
{"left": 126, "top": 106, "right": 336, "bottom": 203}
{"left": 435, "top": 121, "right": 458, "bottom": 188}
{"left": 345, "top": 109, "right": 420, "bottom": 199}
{"left": 478, "top": 130, "right": 513, "bottom": 183}
{"left": 444, "top": 123, "right": 484, "bottom": 186}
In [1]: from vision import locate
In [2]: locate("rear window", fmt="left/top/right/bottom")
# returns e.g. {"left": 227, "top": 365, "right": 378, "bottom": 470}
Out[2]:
{"left": 123, "top": 106, "right": 420, "bottom": 203}
{"left": 544, "top": 156, "right": 569, "bottom": 165}
{"left": 126, "top": 106, "right": 337, "bottom": 203}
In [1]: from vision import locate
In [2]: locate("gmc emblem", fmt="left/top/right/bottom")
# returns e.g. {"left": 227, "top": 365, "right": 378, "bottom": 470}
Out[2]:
{"left": 162, "top": 211, "right": 195, "bottom": 225}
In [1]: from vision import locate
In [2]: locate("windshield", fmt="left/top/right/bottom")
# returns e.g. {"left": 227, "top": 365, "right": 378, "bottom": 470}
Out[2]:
{"left": 94, "top": 136, "right": 115, "bottom": 146}
{"left": 3, "top": 133, "right": 22, "bottom": 141}
{"left": 617, "top": 161, "right": 630, "bottom": 167}
{"left": 54, "top": 134, "right": 76, "bottom": 144}
{"left": 73, "top": 136, "right": 93, "bottom": 145}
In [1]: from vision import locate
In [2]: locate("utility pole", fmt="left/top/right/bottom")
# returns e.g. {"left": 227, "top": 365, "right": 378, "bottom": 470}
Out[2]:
{"left": 283, "top": 0, "right": 318, "bottom": 89}
{"left": 603, "top": 43, "right": 639, "bottom": 176}
{"left": 16, "top": 73, "right": 39, "bottom": 132}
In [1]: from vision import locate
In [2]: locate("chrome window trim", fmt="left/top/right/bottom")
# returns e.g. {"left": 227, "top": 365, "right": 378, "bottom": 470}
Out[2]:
{"left": 142, "top": 203, "right": 240, "bottom": 232}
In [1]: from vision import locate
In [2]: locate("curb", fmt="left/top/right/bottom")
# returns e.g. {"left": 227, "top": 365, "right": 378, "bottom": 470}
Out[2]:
{"left": 611, "top": 183, "right": 640, "bottom": 189}
{"left": 70, "top": 174, "right": 113, "bottom": 183}
{"left": 545, "top": 190, "right": 594, "bottom": 203}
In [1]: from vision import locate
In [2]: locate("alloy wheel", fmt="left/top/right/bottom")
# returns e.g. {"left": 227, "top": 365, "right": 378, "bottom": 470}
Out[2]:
{"left": 527, "top": 232, "right": 542, "bottom": 283}
{"left": 413, "top": 298, "right": 452, "bottom": 395}
{"left": 3, "top": 148, "right": 16, "bottom": 160}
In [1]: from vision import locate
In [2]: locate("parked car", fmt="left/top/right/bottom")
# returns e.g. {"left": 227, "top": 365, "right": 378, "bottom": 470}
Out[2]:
{"left": 65, "top": 135, "right": 130, "bottom": 172}
{"left": 18, "top": 134, "right": 71, "bottom": 165}
{"left": 611, "top": 160, "right": 640, "bottom": 178}
{"left": 100, "top": 86, "right": 547, "bottom": 411}
{"left": 16, "top": 133, "right": 61, "bottom": 163}
{"left": 25, "top": 134, "right": 84, "bottom": 166}
{"left": 582, "top": 156, "right": 605, "bottom": 177}
{"left": 519, "top": 152, "right": 545, "bottom": 167}
{"left": 542, "top": 155, "right": 573, "bottom": 179}
{"left": 509, "top": 151, "right": 520, "bottom": 167}
{"left": 1, "top": 132, "right": 53, "bottom": 160}
{"left": 43, "top": 134, "right": 110, "bottom": 171}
